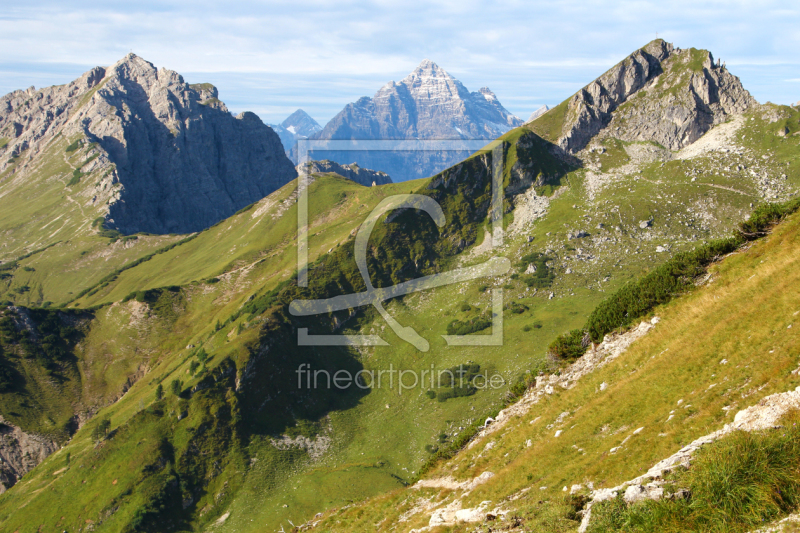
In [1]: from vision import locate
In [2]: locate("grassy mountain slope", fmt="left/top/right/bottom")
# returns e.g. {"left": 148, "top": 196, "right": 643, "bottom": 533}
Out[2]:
{"left": 0, "top": 130, "right": 188, "bottom": 307}
{"left": 301, "top": 200, "right": 800, "bottom": 533}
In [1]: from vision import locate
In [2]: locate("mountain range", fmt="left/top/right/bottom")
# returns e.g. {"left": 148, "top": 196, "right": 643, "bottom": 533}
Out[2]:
{"left": 0, "top": 39, "right": 798, "bottom": 533}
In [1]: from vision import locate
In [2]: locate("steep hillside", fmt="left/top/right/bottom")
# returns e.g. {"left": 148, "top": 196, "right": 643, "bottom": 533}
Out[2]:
{"left": 308, "top": 59, "right": 523, "bottom": 181}
{"left": 298, "top": 200, "right": 800, "bottom": 533}
{"left": 0, "top": 54, "right": 296, "bottom": 236}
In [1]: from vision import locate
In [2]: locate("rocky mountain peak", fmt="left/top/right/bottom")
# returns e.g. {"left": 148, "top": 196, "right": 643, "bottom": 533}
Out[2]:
{"left": 388, "top": 60, "right": 467, "bottom": 104}
{"left": 105, "top": 53, "right": 163, "bottom": 89}
{"left": 526, "top": 105, "right": 550, "bottom": 123}
{"left": 405, "top": 59, "right": 454, "bottom": 80}
{"left": 0, "top": 54, "right": 296, "bottom": 235}
{"left": 281, "top": 109, "right": 322, "bottom": 137}
{"left": 269, "top": 109, "right": 322, "bottom": 155}
{"left": 530, "top": 39, "right": 756, "bottom": 153}
{"left": 478, "top": 87, "right": 497, "bottom": 100}
{"left": 310, "top": 60, "right": 522, "bottom": 180}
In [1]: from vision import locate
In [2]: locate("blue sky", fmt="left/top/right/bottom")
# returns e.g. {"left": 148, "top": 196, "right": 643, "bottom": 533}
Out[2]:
{"left": 1, "top": 1, "right": 798, "bottom": 125}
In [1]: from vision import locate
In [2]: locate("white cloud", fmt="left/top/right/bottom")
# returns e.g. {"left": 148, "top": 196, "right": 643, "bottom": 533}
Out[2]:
{"left": 0, "top": 0, "right": 798, "bottom": 123}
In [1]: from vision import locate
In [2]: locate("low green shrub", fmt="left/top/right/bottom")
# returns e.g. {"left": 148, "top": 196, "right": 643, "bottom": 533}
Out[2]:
{"left": 65, "top": 138, "right": 82, "bottom": 152}
{"left": 67, "top": 169, "right": 82, "bottom": 186}
{"left": 549, "top": 199, "right": 800, "bottom": 359}
{"left": 520, "top": 252, "right": 555, "bottom": 288}
{"left": 548, "top": 328, "right": 588, "bottom": 361}
{"left": 446, "top": 317, "right": 491, "bottom": 335}
{"left": 586, "top": 236, "right": 740, "bottom": 342}
{"left": 507, "top": 301, "right": 528, "bottom": 314}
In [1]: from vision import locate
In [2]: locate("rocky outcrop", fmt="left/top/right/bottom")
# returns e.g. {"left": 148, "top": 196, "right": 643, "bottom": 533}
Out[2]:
{"left": 0, "top": 54, "right": 297, "bottom": 235}
{"left": 297, "top": 160, "right": 392, "bottom": 186}
{"left": 308, "top": 60, "right": 522, "bottom": 181}
{"left": 0, "top": 67, "right": 107, "bottom": 162}
{"left": 551, "top": 40, "right": 756, "bottom": 153}
{"left": 0, "top": 417, "right": 58, "bottom": 493}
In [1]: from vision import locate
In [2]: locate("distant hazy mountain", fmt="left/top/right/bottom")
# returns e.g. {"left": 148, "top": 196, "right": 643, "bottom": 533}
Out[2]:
{"left": 305, "top": 60, "right": 522, "bottom": 181}
{"left": 525, "top": 105, "right": 550, "bottom": 123}
{"left": 269, "top": 109, "right": 322, "bottom": 155}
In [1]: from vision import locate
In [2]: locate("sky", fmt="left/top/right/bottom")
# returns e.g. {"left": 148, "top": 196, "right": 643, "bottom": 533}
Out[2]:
{"left": 1, "top": 1, "right": 798, "bottom": 126}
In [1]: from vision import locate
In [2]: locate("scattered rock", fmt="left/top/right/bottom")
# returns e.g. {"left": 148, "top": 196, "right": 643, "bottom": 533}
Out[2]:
{"left": 569, "top": 230, "right": 590, "bottom": 240}
{"left": 270, "top": 434, "right": 332, "bottom": 460}
{"left": 297, "top": 160, "right": 392, "bottom": 186}
{"left": 580, "top": 386, "right": 800, "bottom": 532}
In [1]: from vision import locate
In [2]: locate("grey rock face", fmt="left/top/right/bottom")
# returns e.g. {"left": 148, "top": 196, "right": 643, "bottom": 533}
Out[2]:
{"left": 554, "top": 40, "right": 756, "bottom": 153}
{"left": 0, "top": 54, "right": 297, "bottom": 235}
{"left": 308, "top": 59, "right": 522, "bottom": 181}
{"left": 297, "top": 160, "right": 392, "bottom": 186}
{"left": 0, "top": 67, "right": 107, "bottom": 161}
{"left": 269, "top": 109, "right": 322, "bottom": 155}
{"left": 0, "top": 417, "right": 57, "bottom": 493}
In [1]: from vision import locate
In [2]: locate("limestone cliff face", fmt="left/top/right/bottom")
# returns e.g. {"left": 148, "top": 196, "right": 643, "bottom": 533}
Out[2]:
{"left": 0, "top": 54, "right": 297, "bottom": 235}
{"left": 546, "top": 40, "right": 756, "bottom": 153}
{"left": 0, "top": 67, "right": 107, "bottom": 162}
{"left": 297, "top": 160, "right": 392, "bottom": 186}
{"left": 308, "top": 60, "right": 522, "bottom": 181}
{"left": 0, "top": 418, "right": 57, "bottom": 493}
